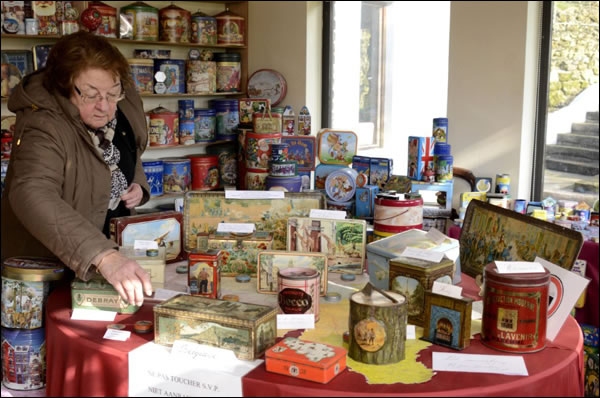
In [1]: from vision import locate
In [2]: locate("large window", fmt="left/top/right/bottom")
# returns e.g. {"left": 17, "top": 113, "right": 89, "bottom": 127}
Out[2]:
{"left": 324, "top": 1, "right": 450, "bottom": 168}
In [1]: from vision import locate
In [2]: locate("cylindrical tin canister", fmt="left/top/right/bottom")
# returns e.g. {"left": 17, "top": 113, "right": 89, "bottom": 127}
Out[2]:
{"left": 178, "top": 99, "right": 195, "bottom": 121}
{"left": 278, "top": 267, "right": 320, "bottom": 322}
{"left": 215, "top": 52, "right": 241, "bottom": 93}
{"left": 215, "top": 9, "right": 245, "bottom": 45}
{"left": 191, "top": 11, "right": 217, "bottom": 45}
{"left": 495, "top": 173, "right": 510, "bottom": 194}
{"left": 1, "top": 257, "right": 64, "bottom": 329}
{"left": 154, "top": 59, "right": 186, "bottom": 94}
{"left": 373, "top": 195, "right": 423, "bottom": 233}
{"left": 245, "top": 131, "right": 282, "bottom": 170}
{"left": 210, "top": 99, "right": 239, "bottom": 140}
{"left": 349, "top": 284, "right": 407, "bottom": 364}
{"left": 162, "top": 158, "right": 190, "bottom": 193}
{"left": 513, "top": 199, "right": 527, "bottom": 214}
{"left": 206, "top": 141, "right": 238, "bottom": 187}
{"left": 325, "top": 167, "right": 358, "bottom": 203}
{"left": 269, "top": 161, "right": 297, "bottom": 177}
{"left": 189, "top": 154, "right": 219, "bottom": 191}
{"left": 435, "top": 154, "right": 453, "bottom": 182}
{"left": 186, "top": 60, "right": 216, "bottom": 94}
{"left": 246, "top": 169, "right": 269, "bottom": 191}
{"left": 142, "top": 159, "right": 163, "bottom": 196}
{"left": 120, "top": 1, "right": 159, "bottom": 41}
{"left": 482, "top": 262, "right": 550, "bottom": 353}
{"left": 327, "top": 199, "right": 354, "bottom": 217}
{"left": 487, "top": 193, "right": 510, "bottom": 209}
{"left": 432, "top": 117, "right": 448, "bottom": 143}
{"left": 159, "top": 4, "right": 191, "bottom": 43}
{"left": 148, "top": 106, "right": 178, "bottom": 146}
{"left": 1, "top": 327, "right": 46, "bottom": 390}
{"left": 270, "top": 143, "right": 289, "bottom": 163}
{"left": 194, "top": 108, "right": 216, "bottom": 143}
{"left": 433, "top": 142, "right": 451, "bottom": 156}
{"left": 128, "top": 58, "right": 154, "bottom": 94}
{"left": 179, "top": 120, "right": 195, "bottom": 146}
{"left": 265, "top": 175, "right": 302, "bottom": 192}
{"left": 89, "top": 1, "right": 117, "bottom": 38}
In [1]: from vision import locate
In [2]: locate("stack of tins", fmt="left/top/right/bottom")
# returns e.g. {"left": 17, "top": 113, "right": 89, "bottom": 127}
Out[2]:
{"left": 349, "top": 283, "right": 407, "bottom": 364}
{"left": 207, "top": 141, "right": 238, "bottom": 187}
{"left": 159, "top": 4, "right": 191, "bottom": 43}
{"left": 188, "top": 154, "right": 219, "bottom": 191}
{"left": 245, "top": 131, "right": 282, "bottom": 190}
{"left": 148, "top": 106, "right": 178, "bottom": 146}
{"left": 325, "top": 167, "right": 358, "bottom": 217}
{"left": 1, "top": 257, "right": 65, "bottom": 391}
{"left": 373, "top": 193, "right": 423, "bottom": 240}
{"left": 161, "top": 158, "right": 190, "bottom": 193}
{"left": 278, "top": 268, "right": 320, "bottom": 322}
{"left": 178, "top": 100, "right": 195, "bottom": 146}
{"left": 120, "top": 2, "right": 159, "bottom": 41}
{"left": 482, "top": 262, "right": 550, "bottom": 353}
{"left": 267, "top": 143, "right": 302, "bottom": 192}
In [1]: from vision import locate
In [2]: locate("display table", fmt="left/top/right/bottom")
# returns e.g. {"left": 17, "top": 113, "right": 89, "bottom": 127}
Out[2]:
{"left": 45, "top": 269, "right": 584, "bottom": 397}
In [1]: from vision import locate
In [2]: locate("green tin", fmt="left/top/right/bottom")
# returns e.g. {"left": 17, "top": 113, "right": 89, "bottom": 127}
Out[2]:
{"left": 71, "top": 276, "right": 141, "bottom": 314}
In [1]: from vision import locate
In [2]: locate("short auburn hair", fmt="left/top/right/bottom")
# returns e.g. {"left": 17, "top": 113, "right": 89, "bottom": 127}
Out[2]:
{"left": 43, "top": 31, "right": 133, "bottom": 97}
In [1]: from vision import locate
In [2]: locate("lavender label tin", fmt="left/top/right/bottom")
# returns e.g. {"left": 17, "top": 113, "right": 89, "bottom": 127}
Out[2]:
{"left": 1, "top": 327, "right": 46, "bottom": 390}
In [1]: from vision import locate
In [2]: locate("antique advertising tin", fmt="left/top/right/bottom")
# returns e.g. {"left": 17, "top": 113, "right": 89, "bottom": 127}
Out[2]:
{"left": 215, "top": 9, "right": 245, "bottom": 45}
{"left": 317, "top": 129, "right": 357, "bottom": 166}
{"left": 388, "top": 256, "right": 455, "bottom": 326}
{"left": 282, "top": 136, "right": 316, "bottom": 171}
{"left": 349, "top": 283, "right": 407, "bottom": 365}
{"left": 159, "top": 4, "right": 191, "bottom": 43}
{"left": 373, "top": 194, "right": 423, "bottom": 233}
{"left": 265, "top": 338, "right": 347, "bottom": 384}
{"left": 119, "top": 247, "right": 166, "bottom": 289}
{"left": 128, "top": 58, "right": 154, "bottom": 94}
{"left": 206, "top": 141, "right": 237, "bottom": 186}
{"left": 186, "top": 60, "right": 216, "bottom": 94}
{"left": 191, "top": 11, "right": 217, "bottom": 45}
{"left": 189, "top": 154, "right": 219, "bottom": 191}
{"left": 71, "top": 276, "right": 140, "bottom": 314}
{"left": 207, "top": 231, "right": 273, "bottom": 276}
{"left": 120, "top": 1, "right": 159, "bottom": 41}
{"left": 278, "top": 267, "right": 321, "bottom": 322}
{"left": 265, "top": 175, "right": 303, "bottom": 192}
{"left": 422, "top": 291, "right": 472, "bottom": 350}
{"left": 154, "top": 59, "right": 185, "bottom": 94}
{"left": 1, "top": 327, "right": 46, "bottom": 390}
{"left": 188, "top": 249, "right": 222, "bottom": 299}
{"left": 325, "top": 167, "right": 358, "bottom": 203}
{"left": 153, "top": 294, "right": 277, "bottom": 360}
{"left": 148, "top": 106, "right": 178, "bottom": 146}
{"left": 162, "top": 158, "right": 191, "bottom": 194}
{"left": 495, "top": 173, "right": 511, "bottom": 194}
{"left": 194, "top": 108, "right": 216, "bottom": 143}
{"left": 215, "top": 52, "right": 241, "bottom": 92}
{"left": 482, "top": 262, "right": 550, "bottom": 353}
{"left": 270, "top": 161, "right": 297, "bottom": 177}
{"left": 1, "top": 257, "right": 64, "bottom": 329}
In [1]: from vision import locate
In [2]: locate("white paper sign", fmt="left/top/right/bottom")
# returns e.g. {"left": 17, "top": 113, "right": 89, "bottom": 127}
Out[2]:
{"left": 432, "top": 352, "right": 528, "bottom": 376}
{"left": 309, "top": 209, "right": 346, "bottom": 220}
{"left": 471, "top": 300, "right": 484, "bottom": 320}
{"left": 534, "top": 257, "right": 590, "bottom": 341}
{"left": 171, "top": 341, "right": 263, "bottom": 375}
{"left": 495, "top": 261, "right": 546, "bottom": 274}
{"left": 217, "top": 223, "right": 255, "bottom": 234}
{"left": 432, "top": 281, "right": 463, "bottom": 299}
{"left": 152, "top": 288, "right": 187, "bottom": 302}
{"left": 225, "top": 190, "right": 284, "bottom": 200}
{"left": 134, "top": 240, "right": 159, "bottom": 250}
{"left": 406, "top": 325, "right": 416, "bottom": 340}
{"left": 400, "top": 247, "right": 444, "bottom": 263}
{"left": 103, "top": 329, "right": 131, "bottom": 341}
{"left": 71, "top": 308, "right": 117, "bottom": 322}
{"left": 277, "top": 314, "right": 315, "bottom": 330}
{"left": 425, "top": 228, "right": 447, "bottom": 245}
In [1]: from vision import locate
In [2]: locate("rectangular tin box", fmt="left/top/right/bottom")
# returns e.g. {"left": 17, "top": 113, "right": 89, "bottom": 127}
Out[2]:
{"left": 281, "top": 136, "right": 316, "bottom": 171}
{"left": 119, "top": 246, "right": 166, "bottom": 289}
{"left": 317, "top": 129, "right": 357, "bottom": 166}
{"left": 355, "top": 185, "right": 380, "bottom": 218}
{"left": 369, "top": 157, "right": 393, "bottom": 189}
{"left": 366, "top": 229, "right": 460, "bottom": 290}
{"left": 265, "top": 338, "right": 347, "bottom": 384}
{"left": 153, "top": 294, "right": 278, "bottom": 360}
{"left": 188, "top": 249, "right": 221, "bottom": 299}
{"left": 110, "top": 211, "right": 185, "bottom": 263}
{"left": 408, "top": 136, "right": 435, "bottom": 181}
{"left": 207, "top": 231, "right": 273, "bottom": 276}
{"left": 238, "top": 98, "right": 270, "bottom": 126}
{"left": 257, "top": 250, "right": 328, "bottom": 295}
{"left": 71, "top": 276, "right": 140, "bottom": 314}
{"left": 388, "top": 256, "right": 455, "bottom": 326}
{"left": 422, "top": 291, "right": 472, "bottom": 350}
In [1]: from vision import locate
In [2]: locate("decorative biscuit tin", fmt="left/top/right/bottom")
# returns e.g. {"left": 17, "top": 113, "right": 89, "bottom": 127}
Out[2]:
{"left": 206, "top": 142, "right": 237, "bottom": 186}
{"left": 194, "top": 108, "right": 216, "bottom": 143}
{"left": 207, "top": 232, "right": 273, "bottom": 276}
{"left": 281, "top": 136, "right": 316, "bottom": 171}
{"left": 245, "top": 131, "right": 282, "bottom": 170}
{"left": 325, "top": 167, "right": 358, "bottom": 203}
{"left": 278, "top": 267, "right": 320, "bottom": 322}
{"left": 257, "top": 251, "right": 328, "bottom": 295}
{"left": 128, "top": 58, "right": 154, "bottom": 94}
{"left": 119, "top": 246, "right": 166, "bottom": 289}
{"left": 159, "top": 4, "right": 190, "bottom": 43}
{"left": 253, "top": 112, "right": 282, "bottom": 134}
{"left": 189, "top": 154, "right": 219, "bottom": 191}
{"left": 373, "top": 194, "right": 423, "bottom": 234}
{"left": 88, "top": 1, "right": 117, "bottom": 38}
{"left": 162, "top": 158, "right": 191, "bottom": 194}
{"left": 191, "top": 11, "right": 217, "bottom": 45}
{"left": 215, "top": 52, "right": 241, "bottom": 93}
{"left": 315, "top": 164, "right": 345, "bottom": 190}
{"left": 270, "top": 161, "right": 297, "bottom": 177}
{"left": 71, "top": 276, "right": 140, "bottom": 314}
{"left": 246, "top": 169, "right": 269, "bottom": 191}
{"left": 215, "top": 9, "right": 245, "bottom": 45}
{"left": 1, "top": 327, "right": 46, "bottom": 390}
{"left": 153, "top": 294, "right": 277, "bottom": 360}
{"left": 317, "top": 129, "right": 357, "bottom": 166}
{"left": 239, "top": 98, "right": 270, "bottom": 126}
{"left": 270, "top": 143, "right": 289, "bottom": 163}
{"left": 408, "top": 136, "right": 435, "bottom": 181}
{"left": 265, "top": 338, "right": 347, "bottom": 384}
{"left": 186, "top": 60, "right": 216, "bottom": 94}
{"left": 120, "top": 2, "right": 159, "bottom": 41}
{"left": 154, "top": 59, "right": 185, "bottom": 94}
{"left": 188, "top": 249, "right": 222, "bottom": 299}
{"left": 247, "top": 69, "right": 288, "bottom": 106}
{"left": 369, "top": 157, "right": 393, "bottom": 189}
{"left": 422, "top": 291, "right": 472, "bottom": 350}
{"left": 148, "top": 106, "right": 178, "bottom": 146}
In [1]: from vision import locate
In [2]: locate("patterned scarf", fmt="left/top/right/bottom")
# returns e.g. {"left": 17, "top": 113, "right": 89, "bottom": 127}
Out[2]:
{"left": 86, "top": 117, "right": 128, "bottom": 210}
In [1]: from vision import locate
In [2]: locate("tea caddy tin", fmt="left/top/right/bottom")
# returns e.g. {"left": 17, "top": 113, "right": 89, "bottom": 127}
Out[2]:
{"left": 191, "top": 11, "right": 217, "bottom": 45}
{"left": 189, "top": 154, "right": 219, "bottom": 191}
{"left": 215, "top": 9, "right": 245, "bottom": 45}
{"left": 128, "top": 58, "right": 154, "bottom": 94}
{"left": 148, "top": 106, "right": 178, "bottom": 146}
{"left": 1, "top": 257, "right": 64, "bottom": 329}
{"left": 325, "top": 167, "right": 358, "bottom": 203}
{"left": 278, "top": 267, "right": 321, "bottom": 322}
{"left": 120, "top": 1, "right": 159, "bottom": 41}
{"left": 266, "top": 175, "right": 303, "bottom": 192}
{"left": 159, "top": 4, "right": 191, "bottom": 43}
{"left": 317, "top": 129, "right": 358, "bottom": 166}
{"left": 162, "top": 158, "right": 190, "bottom": 193}
{"left": 142, "top": 159, "right": 163, "bottom": 196}
{"left": 188, "top": 249, "right": 222, "bottom": 299}
{"left": 482, "top": 262, "right": 550, "bottom": 353}
{"left": 373, "top": 194, "right": 423, "bottom": 233}
{"left": 1, "top": 327, "right": 46, "bottom": 390}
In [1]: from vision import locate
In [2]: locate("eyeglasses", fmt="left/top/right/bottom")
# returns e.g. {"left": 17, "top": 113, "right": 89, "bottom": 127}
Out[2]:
{"left": 74, "top": 85, "right": 125, "bottom": 104}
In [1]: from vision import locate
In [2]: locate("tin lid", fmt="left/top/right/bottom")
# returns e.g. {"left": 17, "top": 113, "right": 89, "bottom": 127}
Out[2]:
{"left": 278, "top": 267, "right": 319, "bottom": 280}
{"left": 215, "top": 52, "right": 241, "bottom": 62}
{"left": 484, "top": 262, "right": 550, "bottom": 285}
{"left": 160, "top": 4, "right": 190, "bottom": 14}
{"left": 189, "top": 249, "right": 221, "bottom": 258}
{"left": 191, "top": 10, "right": 211, "bottom": 18}
{"left": 142, "top": 159, "right": 163, "bottom": 166}
{"left": 433, "top": 142, "right": 451, "bottom": 155}
{"left": 2, "top": 257, "right": 65, "bottom": 282}
{"left": 214, "top": 9, "right": 244, "bottom": 20}
{"left": 433, "top": 117, "right": 448, "bottom": 123}
{"left": 265, "top": 337, "right": 347, "bottom": 368}
{"left": 188, "top": 154, "right": 218, "bottom": 163}
{"left": 122, "top": 2, "right": 158, "bottom": 12}
{"left": 161, "top": 157, "right": 191, "bottom": 165}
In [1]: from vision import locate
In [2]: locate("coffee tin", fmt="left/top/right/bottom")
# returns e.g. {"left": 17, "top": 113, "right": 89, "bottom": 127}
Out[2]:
{"left": 142, "top": 159, "right": 164, "bottom": 196}
{"left": 159, "top": 4, "right": 191, "bottom": 43}
{"left": 191, "top": 11, "right": 217, "bottom": 45}
{"left": 128, "top": 58, "right": 154, "bottom": 94}
{"left": 215, "top": 9, "right": 245, "bottom": 45}
{"left": 120, "top": 2, "right": 159, "bottom": 41}
{"left": 162, "top": 158, "right": 190, "bottom": 193}
{"left": 148, "top": 106, "right": 178, "bottom": 146}
{"left": 482, "top": 262, "right": 550, "bottom": 353}
{"left": 189, "top": 154, "right": 219, "bottom": 191}
{"left": 188, "top": 250, "right": 222, "bottom": 299}
{"left": 1, "top": 327, "right": 46, "bottom": 390}
{"left": 278, "top": 267, "right": 320, "bottom": 322}
{"left": 373, "top": 194, "right": 423, "bottom": 233}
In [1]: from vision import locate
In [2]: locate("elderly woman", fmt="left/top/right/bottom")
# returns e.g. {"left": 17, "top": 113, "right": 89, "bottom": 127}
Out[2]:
{"left": 1, "top": 31, "right": 152, "bottom": 306}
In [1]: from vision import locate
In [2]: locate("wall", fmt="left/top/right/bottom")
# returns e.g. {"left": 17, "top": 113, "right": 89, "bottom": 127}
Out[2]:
{"left": 447, "top": 1, "right": 540, "bottom": 201}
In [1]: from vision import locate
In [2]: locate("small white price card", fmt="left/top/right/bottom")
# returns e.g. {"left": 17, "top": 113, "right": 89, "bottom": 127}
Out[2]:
{"left": 425, "top": 228, "right": 447, "bottom": 245}
{"left": 216, "top": 223, "right": 255, "bottom": 234}
{"left": 432, "top": 281, "right": 463, "bottom": 299}
{"left": 134, "top": 240, "right": 158, "bottom": 250}
{"left": 406, "top": 325, "right": 416, "bottom": 340}
{"left": 309, "top": 209, "right": 346, "bottom": 220}
{"left": 495, "top": 261, "right": 546, "bottom": 274}
{"left": 432, "top": 352, "right": 528, "bottom": 376}
{"left": 71, "top": 308, "right": 117, "bottom": 322}
{"left": 401, "top": 247, "right": 444, "bottom": 263}
{"left": 104, "top": 329, "right": 131, "bottom": 341}
{"left": 225, "top": 190, "right": 284, "bottom": 200}
{"left": 277, "top": 314, "right": 315, "bottom": 330}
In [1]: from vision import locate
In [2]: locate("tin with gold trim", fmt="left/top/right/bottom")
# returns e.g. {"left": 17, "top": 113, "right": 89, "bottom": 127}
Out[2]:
{"left": 482, "top": 261, "right": 550, "bottom": 353}
{"left": 278, "top": 267, "right": 320, "bottom": 322}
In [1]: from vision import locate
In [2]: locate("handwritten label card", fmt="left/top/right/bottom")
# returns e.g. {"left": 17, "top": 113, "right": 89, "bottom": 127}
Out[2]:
{"left": 277, "top": 314, "right": 315, "bottom": 330}
{"left": 406, "top": 325, "right": 416, "bottom": 340}
{"left": 425, "top": 228, "right": 447, "bottom": 245}
{"left": 401, "top": 247, "right": 444, "bottom": 263}
{"left": 432, "top": 352, "right": 528, "bottom": 376}
{"left": 309, "top": 209, "right": 346, "bottom": 220}
{"left": 71, "top": 308, "right": 117, "bottom": 322}
{"left": 217, "top": 223, "right": 255, "bottom": 234}
{"left": 134, "top": 240, "right": 159, "bottom": 250}
{"left": 104, "top": 329, "right": 131, "bottom": 341}
{"left": 225, "top": 190, "right": 284, "bottom": 200}
{"left": 495, "top": 261, "right": 546, "bottom": 274}
{"left": 432, "top": 281, "right": 463, "bottom": 299}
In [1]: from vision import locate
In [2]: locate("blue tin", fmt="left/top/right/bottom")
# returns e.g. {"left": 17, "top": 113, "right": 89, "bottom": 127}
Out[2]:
{"left": 325, "top": 167, "right": 358, "bottom": 203}
{"left": 162, "top": 158, "right": 191, "bottom": 193}
{"left": 179, "top": 120, "right": 196, "bottom": 145}
{"left": 315, "top": 164, "right": 345, "bottom": 191}
{"left": 369, "top": 157, "right": 393, "bottom": 189}
{"left": 513, "top": 199, "right": 527, "bottom": 214}
{"left": 355, "top": 185, "right": 380, "bottom": 218}
{"left": 1, "top": 327, "right": 46, "bottom": 390}
{"left": 281, "top": 136, "right": 316, "bottom": 171}
{"left": 574, "top": 209, "right": 591, "bottom": 222}
{"left": 270, "top": 143, "right": 289, "bottom": 163}
{"left": 352, "top": 155, "right": 371, "bottom": 188}
{"left": 435, "top": 154, "right": 453, "bottom": 182}
{"left": 297, "top": 170, "right": 312, "bottom": 191}
{"left": 142, "top": 160, "right": 164, "bottom": 196}
{"left": 432, "top": 117, "right": 448, "bottom": 143}
{"left": 210, "top": 99, "right": 239, "bottom": 140}
{"left": 433, "top": 142, "right": 451, "bottom": 156}
{"left": 154, "top": 59, "right": 186, "bottom": 94}
{"left": 178, "top": 99, "right": 195, "bottom": 121}
{"left": 265, "top": 175, "right": 302, "bottom": 192}
{"left": 194, "top": 108, "right": 216, "bottom": 142}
